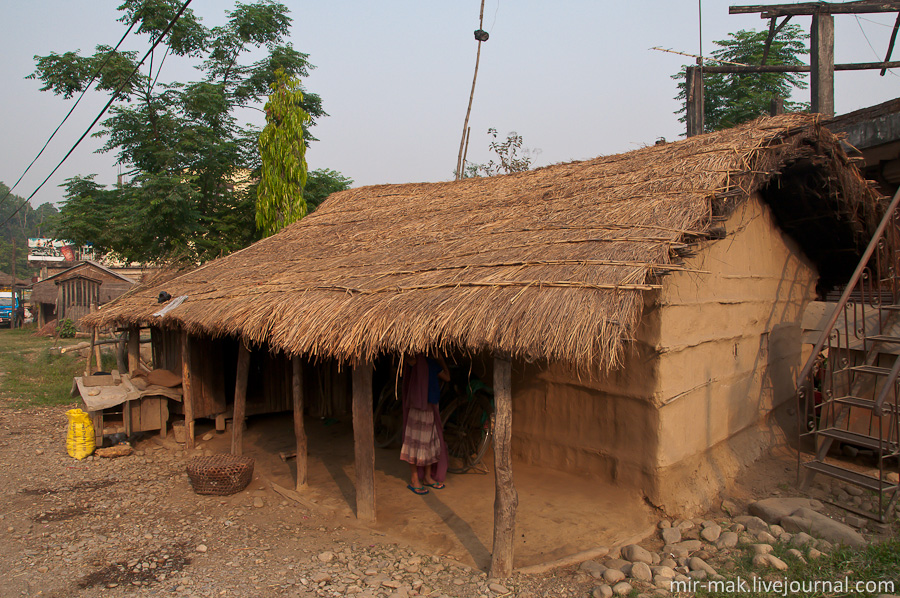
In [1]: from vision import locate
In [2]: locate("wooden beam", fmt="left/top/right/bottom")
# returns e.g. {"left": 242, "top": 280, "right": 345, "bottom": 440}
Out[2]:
{"left": 770, "top": 96, "right": 785, "bottom": 115}
{"left": 881, "top": 12, "right": 900, "bottom": 75}
{"left": 127, "top": 326, "right": 140, "bottom": 374}
{"left": 180, "top": 331, "right": 195, "bottom": 449}
{"left": 703, "top": 60, "right": 900, "bottom": 73}
{"left": 731, "top": 2, "right": 900, "bottom": 18}
{"left": 686, "top": 66, "right": 705, "bottom": 137}
{"left": 231, "top": 342, "right": 251, "bottom": 456}
{"left": 490, "top": 356, "right": 518, "bottom": 579}
{"left": 351, "top": 361, "right": 376, "bottom": 522}
{"left": 292, "top": 355, "right": 308, "bottom": 490}
{"left": 811, "top": 13, "right": 835, "bottom": 116}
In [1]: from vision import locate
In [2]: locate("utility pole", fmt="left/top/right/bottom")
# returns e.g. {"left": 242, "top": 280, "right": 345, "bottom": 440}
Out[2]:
{"left": 10, "top": 239, "right": 16, "bottom": 329}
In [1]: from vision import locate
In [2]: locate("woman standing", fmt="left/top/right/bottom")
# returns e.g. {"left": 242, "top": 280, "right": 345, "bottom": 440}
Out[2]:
{"left": 400, "top": 353, "right": 450, "bottom": 494}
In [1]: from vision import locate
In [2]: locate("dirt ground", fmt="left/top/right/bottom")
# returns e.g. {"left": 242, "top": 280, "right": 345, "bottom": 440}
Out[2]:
{"left": 239, "top": 413, "right": 657, "bottom": 569}
{"left": 0, "top": 401, "right": 887, "bottom": 598}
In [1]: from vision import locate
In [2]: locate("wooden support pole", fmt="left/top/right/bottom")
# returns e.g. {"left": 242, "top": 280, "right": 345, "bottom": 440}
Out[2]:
{"left": 490, "top": 355, "right": 518, "bottom": 579}
{"left": 84, "top": 327, "right": 97, "bottom": 377}
{"left": 231, "top": 342, "right": 251, "bottom": 456}
{"left": 352, "top": 361, "right": 376, "bottom": 522}
{"left": 685, "top": 65, "right": 704, "bottom": 138}
{"left": 292, "top": 355, "right": 308, "bottom": 490}
{"left": 811, "top": 13, "right": 835, "bottom": 116}
{"left": 127, "top": 326, "right": 140, "bottom": 374}
{"left": 770, "top": 97, "right": 784, "bottom": 116}
{"left": 180, "top": 331, "right": 195, "bottom": 449}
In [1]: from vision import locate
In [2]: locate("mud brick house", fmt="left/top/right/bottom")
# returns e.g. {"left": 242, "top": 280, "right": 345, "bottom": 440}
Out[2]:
{"left": 85, "top": 113, "right": 882, "bottom": 576}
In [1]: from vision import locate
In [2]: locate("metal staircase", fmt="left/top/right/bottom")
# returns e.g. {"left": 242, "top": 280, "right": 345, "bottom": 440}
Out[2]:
{"left": 796, "top": 188, "right": 900, "bottom": 522}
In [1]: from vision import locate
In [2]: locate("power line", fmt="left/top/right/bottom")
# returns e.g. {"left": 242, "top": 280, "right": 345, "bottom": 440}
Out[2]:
{"left": 0, "top": 0, "right": 193, "bottom": 230}
{"left": 854, "top": 15, "right": 900, "bottom": 78}
{"left": 0, "top": 18, "right": 137, "bottom": 209}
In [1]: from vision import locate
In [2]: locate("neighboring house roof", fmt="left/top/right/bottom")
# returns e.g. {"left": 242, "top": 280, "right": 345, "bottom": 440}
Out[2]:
{"left": 31, "top": 261, "right": 137, "bottom": 305}
{"left": 0, "top": 271, "right": 28, "bottom": 287}
{"left": 827, "top": 97, "right": 900, "bottom": 150}
{"left": 86, "top": 114, "right": 880, "bottom": 369}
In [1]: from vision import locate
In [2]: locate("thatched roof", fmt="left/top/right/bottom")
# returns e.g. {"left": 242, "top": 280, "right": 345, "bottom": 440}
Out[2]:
{"left": 0, "top": 271, "right": 28, "bottom": 287}
{"left": 86, "top": 114, "right": 881, "bottom": 369}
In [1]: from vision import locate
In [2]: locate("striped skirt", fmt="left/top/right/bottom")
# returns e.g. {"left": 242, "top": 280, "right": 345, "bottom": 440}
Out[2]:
{"left": 400, "top": 407, "right": 441, "bottom": 466}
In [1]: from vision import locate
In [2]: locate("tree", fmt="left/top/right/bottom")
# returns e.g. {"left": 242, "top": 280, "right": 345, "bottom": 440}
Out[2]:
{"left": 0, "top": 182, "right": 59, "bottom": 276}
{"left": 674, "top": 24, "right": 809, "bottom": 132}
{"left": 257, "top": 68, "right": 309, "bottom": 236}
{"left": 304, "top": 168, "right": 353, "bottom": 213}
{"left": 461, "top": 128, "right": 536, "bottom": 178}
{"left": 31, "top": 0, "right": 343, "bottom": 263}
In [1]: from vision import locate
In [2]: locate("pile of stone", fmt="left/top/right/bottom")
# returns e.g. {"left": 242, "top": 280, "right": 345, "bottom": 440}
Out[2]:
{"left": 578, "top": 496, "right": 871, "bottom": 598}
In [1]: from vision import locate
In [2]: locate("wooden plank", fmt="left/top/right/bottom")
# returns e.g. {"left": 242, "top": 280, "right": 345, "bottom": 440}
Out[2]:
{"left": 180, "top": 331, "right": 195, "bottom": 450}
{"left": 127, "top": 326, "right": 140, "bottom": 374}
{"left": 490, "top": 356, "right": 518, "bottom": 579}
{"left": 811, "top": 13, "right": 835, "bottom": 116}
{"left": 231, "top": 342, "right": 251, "bottom": 456}
{"left": 352, "top": 361, "right": 376, "bottom": 522}
{"left": 730, "top": 2, "right": 900, "bottom": 18}
{"left": 292, "top": 355, "right": 308, "bottom": 490}
{"left": 703, "top": 60, "right": 900, "bottom": 73}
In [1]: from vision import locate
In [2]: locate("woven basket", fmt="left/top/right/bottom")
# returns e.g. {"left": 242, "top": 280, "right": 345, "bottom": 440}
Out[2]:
{"left": 186, "top": 454, "right": 254, "bottom": 495}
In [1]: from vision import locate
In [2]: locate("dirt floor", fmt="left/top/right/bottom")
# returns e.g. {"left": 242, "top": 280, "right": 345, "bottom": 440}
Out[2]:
{"left": 236, "top": 413, "right": 657, "bottom": 569}
{"left": 2, "top": 401, "right": 895, "bottom": 598}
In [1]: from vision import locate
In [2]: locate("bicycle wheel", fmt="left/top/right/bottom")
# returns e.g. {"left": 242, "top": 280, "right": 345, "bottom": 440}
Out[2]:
{"left": 441, "top": 391, "right": 493, "bottom": 473}
{"left": 374, "top": 383, "right": 403, "bottom": 448}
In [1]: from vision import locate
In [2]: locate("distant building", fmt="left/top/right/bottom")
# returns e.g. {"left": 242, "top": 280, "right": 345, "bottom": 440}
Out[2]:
{"left": 30, "top": 261, "right": 137, "bottom": 328}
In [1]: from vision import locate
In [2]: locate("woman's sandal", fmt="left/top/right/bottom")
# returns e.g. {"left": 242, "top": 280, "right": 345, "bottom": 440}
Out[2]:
{"left": 407, "top": 484, "right": 429, "bottom": 495}
{"left": 424, "top": 482, "right": 445, "bottom": 490}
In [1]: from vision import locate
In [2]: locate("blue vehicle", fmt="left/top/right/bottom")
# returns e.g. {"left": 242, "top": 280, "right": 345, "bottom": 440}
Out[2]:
{"left": 0, "top": 289, "right": 21, "bottom": 327}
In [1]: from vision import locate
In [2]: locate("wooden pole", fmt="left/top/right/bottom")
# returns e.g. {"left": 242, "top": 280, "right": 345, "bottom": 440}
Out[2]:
{"left": 180, "top": 331, "right": 195, "bottom": 449}
{"left": 352, "top": 361, "right": 376, "bottom": 522}
{"left": 811, "top": 13, "right": 835, "bottom": 116}
{"left": 91, "top": 303, "right": 101, "bottom": 370}
{"left": 84, "top": 327, "right": 97, "bottom": 377}
{"left": 292, "top": 355, "right": 308, "bottom": 490}
{"left": 455, "top": 0, "right": 487, "bottom": 179}
{"left": 770, "top": 97, "right": 784, "bottom": 116}
{"left": 686, "top": 65, "right": 704, "bottom": 137}
{"left": 490, "top": 355, "right": 518, "bottom": 579}
{"left": 127, "top": 326, "right": 140, "bottom": 374}
{"left": 703, "top": 60, "right": 900, "bottom": 73}
{"left": 231, "top": 342, "right": 251, "bottom": 456}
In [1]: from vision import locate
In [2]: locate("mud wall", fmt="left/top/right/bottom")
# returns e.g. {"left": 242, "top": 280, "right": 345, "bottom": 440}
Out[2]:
{"left": 648, "top": 194, "right": 817, "bottom": 513}
{"left": 510, "top": 194, "right": 818, "bottom": 515}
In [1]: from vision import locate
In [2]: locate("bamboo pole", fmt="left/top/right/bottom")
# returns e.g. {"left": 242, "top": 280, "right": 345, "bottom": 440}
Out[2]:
{"left": 180, "top": 331, "right": 195, "bottom": 449}
{"left": 292, "top": 355, "right": 308, "bottom": 489}
{"left": 127, "top": 326, "right": 140, "bottom": 373}
{"left": 352, "top": 361, "right": 376, "bottom": 522}
{"left": 231, "top": 342, "right": 251, "bottom": 456}
{"left": 490, "top": 355, "right": 518, "bottom": 579}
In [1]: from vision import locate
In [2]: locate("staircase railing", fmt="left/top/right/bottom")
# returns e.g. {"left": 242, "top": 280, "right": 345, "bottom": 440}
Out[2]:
{"left": 796, "top": 186, "right": 900, "bottom": 474}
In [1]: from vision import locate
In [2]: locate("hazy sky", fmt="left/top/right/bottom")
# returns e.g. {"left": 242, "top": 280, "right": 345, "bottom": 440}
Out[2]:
{"left": 3, "top": 1, "right": 900, "bottom": 209}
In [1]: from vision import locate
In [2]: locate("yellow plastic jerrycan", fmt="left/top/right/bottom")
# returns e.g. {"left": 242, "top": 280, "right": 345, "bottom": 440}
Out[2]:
{"left": 66, "top": 408, "right": 95, "bottom": 460}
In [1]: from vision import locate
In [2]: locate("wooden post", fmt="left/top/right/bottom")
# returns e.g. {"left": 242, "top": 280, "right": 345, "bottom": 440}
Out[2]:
{"left": 769, "top": 97, "right": 784, "bottom": 116}
{"left": 180, "top": 331, "right": 195, "bottom": 449}
{"left": 811, "top": 13, "right": 835, "bottom": 116}
{"left": 231, "top": 342, "right": 251, "bottom": 456}
{"left": 490, "top": 355, "right": 518, "bottom": 579}
{"left": 351, "top": 361, "right": 376, "bottom": 522}
{"left": 84, "top": 327, "right": 97, "bottom": 377}
{"left": 127, "top": 326, "right": 140, "bottom": 374}
{"left": 90, "top": 303, "right": 101, "bottom": 371}
{"left": 685, "top": 65, "right": 704, "bottom": 137}
{"left": 292, "top": 355, "right": 308, "bottom": 490}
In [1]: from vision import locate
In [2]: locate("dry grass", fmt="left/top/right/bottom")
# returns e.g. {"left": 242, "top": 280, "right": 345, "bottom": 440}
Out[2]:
{"left": 85, "top": 114, "right": 880, "bottom": 371}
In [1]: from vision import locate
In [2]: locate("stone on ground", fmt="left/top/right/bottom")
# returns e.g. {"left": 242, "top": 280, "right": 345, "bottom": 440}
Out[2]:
{"left": 700, "top": 524, "right": 721, "bottom": 543}
{"left": 630, "top": 562, "right": 652, "bottom": 582}
{"left": 781, "top": 507, "right": 866, "bottom": 547}
{"left": 748, "top": 497, "right": 823, "bottom": 525}
{"left": 612, "top": 581, "right": 633, "bottom": 596}
{"left": 592, "top": 585, "right": 613, "bottom": 598}
{"left": 622, "top": 544, "right": 653, "bottom": 564}
{"left": 716, "top": 532, "right": 738, "bottom": 549}
{"left": 580, "top": 560, "right": 607, "bottom": 579}
{"left": 734, "top": 515, "right": 769, "bottom": 533}
{"left": 660, "top": 527, "right": 681, "bottom": 544}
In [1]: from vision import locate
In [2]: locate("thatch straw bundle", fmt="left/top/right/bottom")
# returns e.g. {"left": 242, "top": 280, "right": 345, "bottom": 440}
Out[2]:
{"left": 85, "top": 114, "right": 878, "bottom": 370}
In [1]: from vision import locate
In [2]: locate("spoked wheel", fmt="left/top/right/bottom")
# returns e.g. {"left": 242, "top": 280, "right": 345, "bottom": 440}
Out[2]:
{"left": 374, "top": 383, "right": 403, "bottom": 448}
{"left": 441, "top": 390, "right": 493, "bottom": 473}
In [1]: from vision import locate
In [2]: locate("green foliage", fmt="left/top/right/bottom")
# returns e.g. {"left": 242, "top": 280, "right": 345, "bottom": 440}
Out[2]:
{"left": 460, "top": 128, "right": 535, "bottom": 178}
{"left": 304, "top": 168, "right": 353, "bottom": 213}
{"left": 33, "top": 0, "right": 334, "bottom": 263}
{"left": 257, "top": 68, "right": 309, "bottom": 236}
{"left": 56, "top": 318, "right": 77, "bottom": 339}
{"left": 674, "top": 25, "right": 809, "bottom": 132}
{"left": 0, "top": 181, "right": 59, "bottom": 278}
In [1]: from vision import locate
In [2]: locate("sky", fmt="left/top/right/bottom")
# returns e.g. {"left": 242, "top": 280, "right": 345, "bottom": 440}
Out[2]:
{"left": 2, "top": 0, "right": 900, "bottom": 209}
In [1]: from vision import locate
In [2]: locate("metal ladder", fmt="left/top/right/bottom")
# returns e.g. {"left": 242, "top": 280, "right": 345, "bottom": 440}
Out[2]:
{"left": 797, "top": 188, "right": 900, "bottom": 522}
